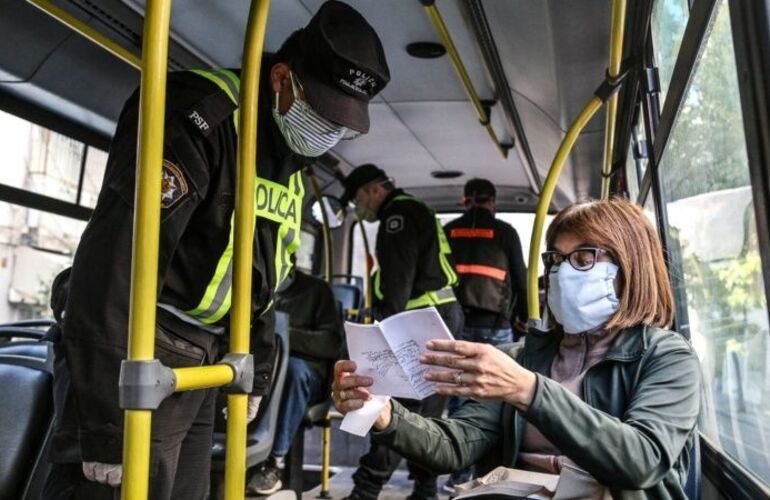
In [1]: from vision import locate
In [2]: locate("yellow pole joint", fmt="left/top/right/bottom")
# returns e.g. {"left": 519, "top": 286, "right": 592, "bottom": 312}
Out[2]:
{"left": 121, "top": 0, "right": 173, "bottom": 499}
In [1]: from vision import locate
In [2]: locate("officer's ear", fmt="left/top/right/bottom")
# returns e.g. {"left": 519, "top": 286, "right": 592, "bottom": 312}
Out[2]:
{"left": 270, "top": 63, "right": 293, "bottom": 114}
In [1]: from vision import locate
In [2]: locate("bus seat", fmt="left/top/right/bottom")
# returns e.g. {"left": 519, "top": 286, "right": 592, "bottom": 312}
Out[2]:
{"left": 331, "top": 284, "right": 362, "bottom": 320}
{"left": 685, "top": 433, "right": 701, "bottom": 500}
{"left": 0, "top": 354, "right": 54, "bottom": 500}
{"left": 0, "top": 341, "right": 48, "bottom": 359}
{"left": 211, "top": 312, "right": 290, "bottom": 471}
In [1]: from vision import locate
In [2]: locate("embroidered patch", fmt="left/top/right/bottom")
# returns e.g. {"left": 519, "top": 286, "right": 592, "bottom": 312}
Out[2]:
{"left": 385, "top": 215, "right": 404, "bottom": 234}
{"left": 161, "top": 160, "right": 188, "bottom": 209}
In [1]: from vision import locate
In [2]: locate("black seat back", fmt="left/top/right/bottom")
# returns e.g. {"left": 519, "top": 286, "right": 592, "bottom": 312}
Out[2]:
{"left": 0, "top": 355, "right": 54, "bottom": 500}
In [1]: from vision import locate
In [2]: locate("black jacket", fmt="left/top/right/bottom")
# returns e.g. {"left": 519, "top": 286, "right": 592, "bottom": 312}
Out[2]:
{"left": 275, "top": 270, "right": 342, "bottom": 384}
{"left": 444, "top": 207, "right": 527, "bottom": 328}
{"left": 373, "top": 189, "right": 453, "bottom": 319}
{"left": 59, "top": 65, "right": 304, "bottom": 463}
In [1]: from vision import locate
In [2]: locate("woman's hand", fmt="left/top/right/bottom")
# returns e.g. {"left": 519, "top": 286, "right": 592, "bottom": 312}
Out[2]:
{"left": 421, "top": 340, "right": 538, "bottom": 411}
{"left": 331, "top": 360, "right": 393, "bottom": 430}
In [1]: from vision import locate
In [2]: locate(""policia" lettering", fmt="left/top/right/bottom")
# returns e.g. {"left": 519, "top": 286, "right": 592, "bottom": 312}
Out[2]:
{"left": 256, "top": 183, "right": 298, "bottom": 224}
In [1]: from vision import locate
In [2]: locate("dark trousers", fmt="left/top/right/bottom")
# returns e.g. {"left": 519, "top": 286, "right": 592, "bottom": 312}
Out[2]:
{"left": 351, "top": 301, "right": 464, "bottom": 498}
{"left": 352, "top": 394, "right": 447, "bottom": 498}
{"left": 43, "top": 324, "right": 218, "bottom": 500}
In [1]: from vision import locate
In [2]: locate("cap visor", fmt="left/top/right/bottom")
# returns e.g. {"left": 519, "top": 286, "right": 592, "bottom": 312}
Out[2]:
{"left": 299, "top": 69, "right": 370, "bottom": 134}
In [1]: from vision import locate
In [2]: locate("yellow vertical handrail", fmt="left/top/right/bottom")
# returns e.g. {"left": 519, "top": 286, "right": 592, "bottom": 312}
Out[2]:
{"left": 304, "top": 169, "right": 334, "bottom": 496}
{"left": 359, "top": 223, "right": 373, "bottom": 318}
{"left": 422, "top": 2, "right": 508, "bottom": 159}
{"left": 526, "top": 97, "right": 604, "bottom": 325}
{"left": 223, "top": 0, "right": 271, "bottom": 498}
{"left": 600, "top": 0, "right": 628, "bottom": 199}
{"left": 120, "top": 1, "right": 173, "bottom": 499}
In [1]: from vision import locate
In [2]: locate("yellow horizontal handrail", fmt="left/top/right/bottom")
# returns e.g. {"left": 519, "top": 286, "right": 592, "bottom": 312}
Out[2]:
{"left": 26, "top": 0, "right": 141, "bottom": 70}
{"left": 423, "top": 3, "right": 507, "bottom": 159}
{"left": 600, "top": 0, "right": 628, "bottom": 199}
{"left": 173, "top": 365, "right": 235, "bottom": 392}
{"left": 527, "top": 97, "right": 604, "bottom": 324}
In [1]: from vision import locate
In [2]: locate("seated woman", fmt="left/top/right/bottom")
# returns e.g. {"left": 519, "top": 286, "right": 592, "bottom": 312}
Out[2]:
{"left": 332, "top": 199, "right": 701, "bottom": 499}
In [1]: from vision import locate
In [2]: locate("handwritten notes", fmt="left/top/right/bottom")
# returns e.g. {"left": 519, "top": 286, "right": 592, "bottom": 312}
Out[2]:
{"left": 341, "top": 307, "right": 456, "bottom": 435}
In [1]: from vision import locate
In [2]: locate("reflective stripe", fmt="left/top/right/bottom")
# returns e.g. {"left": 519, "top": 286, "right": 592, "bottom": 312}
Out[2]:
{"left": 406, "top": 286, "right": 456, "bottom": 310}
{"left": 184, "top": 69, "right": 303, "bottom": 323}
{"left": 158, "top": 303, "right": 225, "bottom": 335}
{"left": 456, "top": 264, "right": 507, "bottom": 281}
{"left": 450, "top": 228, "right": 495, "bottom": 239}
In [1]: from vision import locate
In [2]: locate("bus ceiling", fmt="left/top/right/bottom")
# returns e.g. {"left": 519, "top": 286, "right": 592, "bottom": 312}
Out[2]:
{"left": 0, "top": 0, "right": 624, "bottom": 209}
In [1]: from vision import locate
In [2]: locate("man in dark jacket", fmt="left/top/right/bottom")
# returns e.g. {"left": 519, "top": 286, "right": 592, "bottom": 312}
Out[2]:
{"left": 444, "top": 178, "right": 528, "bottom": 344}
{"left": 42, "top": 2, "right": 389, "bottom": 499}
{"left": 247, "top": 264, "right": 342, "bottom": 495}
{"left": 341, "top": 163, "right": 464, "bottom": 500}
{"left": 441, "top": 178, "right": 528, "bottom": 491}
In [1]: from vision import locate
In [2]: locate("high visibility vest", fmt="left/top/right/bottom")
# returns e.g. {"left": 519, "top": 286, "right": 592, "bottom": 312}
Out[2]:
{"left": 184, "top": 69, "right": 304, "bottom": 324}
{"left": 374, "top": 194, "right": 457, "bottom": 310}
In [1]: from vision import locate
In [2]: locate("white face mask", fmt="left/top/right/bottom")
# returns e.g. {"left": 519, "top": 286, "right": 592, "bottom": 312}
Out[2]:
{"left": 272, "top": 72, "right": 347, "bottom": 157}
{"left": 547, "top": 261, "right": 620, "bottom": 334}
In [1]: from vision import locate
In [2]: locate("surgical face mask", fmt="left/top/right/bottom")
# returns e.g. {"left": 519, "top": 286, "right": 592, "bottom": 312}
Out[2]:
{"left": 547, "top": 261, "right": 620, "bottom": 334}
{"left": 272, "top": 72, "right": 347, "bottom": 157}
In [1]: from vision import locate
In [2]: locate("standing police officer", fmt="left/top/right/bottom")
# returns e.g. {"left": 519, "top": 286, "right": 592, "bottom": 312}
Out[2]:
{"left": 341, "top": 164, "right": 464, "bottom": 500}
{"left": 42, "top": 2, "right": 389, "bottom": 499}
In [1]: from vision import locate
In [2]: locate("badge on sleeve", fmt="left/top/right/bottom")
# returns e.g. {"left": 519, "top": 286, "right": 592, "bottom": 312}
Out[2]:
{"left": 161, "top": 160, "right": 189, "bottom": 209}
{"left": 386, "top": 215, "right": 404, "bottom": 234}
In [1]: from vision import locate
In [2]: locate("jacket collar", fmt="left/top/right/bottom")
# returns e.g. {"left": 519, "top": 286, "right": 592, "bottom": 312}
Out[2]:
{"left": 523, "top": 324, "right": 648, "bottom": 374}
{"left": 377, "top": 188, "right": 405, "bottom": 219}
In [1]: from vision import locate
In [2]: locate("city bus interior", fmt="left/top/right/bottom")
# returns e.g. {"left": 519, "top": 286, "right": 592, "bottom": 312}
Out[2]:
{"left": 1, "top": 0, "right": 770, "bottom": 499}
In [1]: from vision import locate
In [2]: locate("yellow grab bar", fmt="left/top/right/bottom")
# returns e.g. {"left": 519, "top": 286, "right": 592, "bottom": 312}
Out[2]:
{"left": 527, "top": 97, "right": 604, "bottom": 325}
{"left": 173, "top": 365, "right": 235, "bottom": 392}
{"left": 121, "top": 0, "right": 173, "bottom": 499}
{"left": 600, "top": 0, "right": 628, "bottom": 199}
{"left": 423, "top": 3, "right": 508, "bottom": 159}
{"left": 26, "top": 0, "right": 141, "bottom": 69}
{"left": 223, "top": 1, "right": 271, "bottom": 498}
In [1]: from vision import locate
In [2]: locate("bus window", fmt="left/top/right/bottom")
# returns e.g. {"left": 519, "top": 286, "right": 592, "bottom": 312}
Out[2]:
{"left": 295, "top": 229, "right": 316, "bottom": 274}
{"left": 658, "top": 2, "right": 770, "bottom": 484}
{"left": 651, "top": 0, "right": 690, "bottom": 102}
{"left": 350, "top": 220, "right": 379, "bottom": 295}
{"left": 0, "top": 110, "right": 106, "bottom": 206}
{"left": 0, "top": 207, "right": 83, "bottom": 321}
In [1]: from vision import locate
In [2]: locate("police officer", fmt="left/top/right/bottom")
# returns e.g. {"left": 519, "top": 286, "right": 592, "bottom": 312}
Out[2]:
{"left": 444, "top": 178, "right": 528, "bottom": 343}
{"left": 341, "top": 164, "right": 464, "bottom": 500}
{"left": 42, "top": 2, "right": 389, "bottom": 499}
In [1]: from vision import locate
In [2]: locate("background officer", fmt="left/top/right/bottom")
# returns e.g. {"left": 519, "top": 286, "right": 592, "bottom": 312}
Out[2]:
{"left": 441, "top": 177, "right": 528, "bottom": 491}
{"left": 340, "top": 163, "right": 464, "bottom": 500}
{"left": 42, "top": 2, "right": 389, "bottom": 499}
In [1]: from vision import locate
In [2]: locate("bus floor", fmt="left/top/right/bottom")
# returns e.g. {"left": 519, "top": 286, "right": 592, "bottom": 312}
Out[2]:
{"left": 242, "top": 467, "right": 452, "bottom": 499}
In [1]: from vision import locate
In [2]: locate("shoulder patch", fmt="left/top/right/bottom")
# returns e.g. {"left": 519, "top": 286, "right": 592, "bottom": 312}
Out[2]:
{"left": 385, "top": 215, "right": 404, "bottom": 234}
{"left": 161, "top": 159, "right": 189, "bottom": 209}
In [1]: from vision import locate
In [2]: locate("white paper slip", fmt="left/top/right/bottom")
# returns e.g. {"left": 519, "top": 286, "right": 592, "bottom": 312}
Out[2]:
{"left": 340, "top": 395, "right": 391, "bottom": 437}
{"left": 344, "top": 307, "right": 455, "bottom": 401}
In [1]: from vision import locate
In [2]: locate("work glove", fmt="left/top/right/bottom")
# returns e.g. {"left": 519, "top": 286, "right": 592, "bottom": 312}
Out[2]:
{"left": 82, "top": 462, "right": 122, "bottom": 487}
{"left": 222, "top": 395, "right": 262, "bottom": 424}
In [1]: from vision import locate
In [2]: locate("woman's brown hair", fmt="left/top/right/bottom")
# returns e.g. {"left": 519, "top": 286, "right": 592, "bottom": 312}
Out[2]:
{"left": 545, "top": 198, "right": 674, "bottom": 330}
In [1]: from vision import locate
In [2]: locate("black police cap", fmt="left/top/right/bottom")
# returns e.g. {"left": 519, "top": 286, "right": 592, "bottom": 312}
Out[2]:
{"left": 341, "top": 164, "right": 388, "bottom": 205}
{"left": 464, "top": 178, "right": 496, "bottom": 200}
{"left": 294, "top": 1, "right": 390, "bottom": 134}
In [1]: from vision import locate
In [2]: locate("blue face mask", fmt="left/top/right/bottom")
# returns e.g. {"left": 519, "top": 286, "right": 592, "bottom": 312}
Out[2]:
{"left": 547, "top": 261, "right": 620, "bottom": 334}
